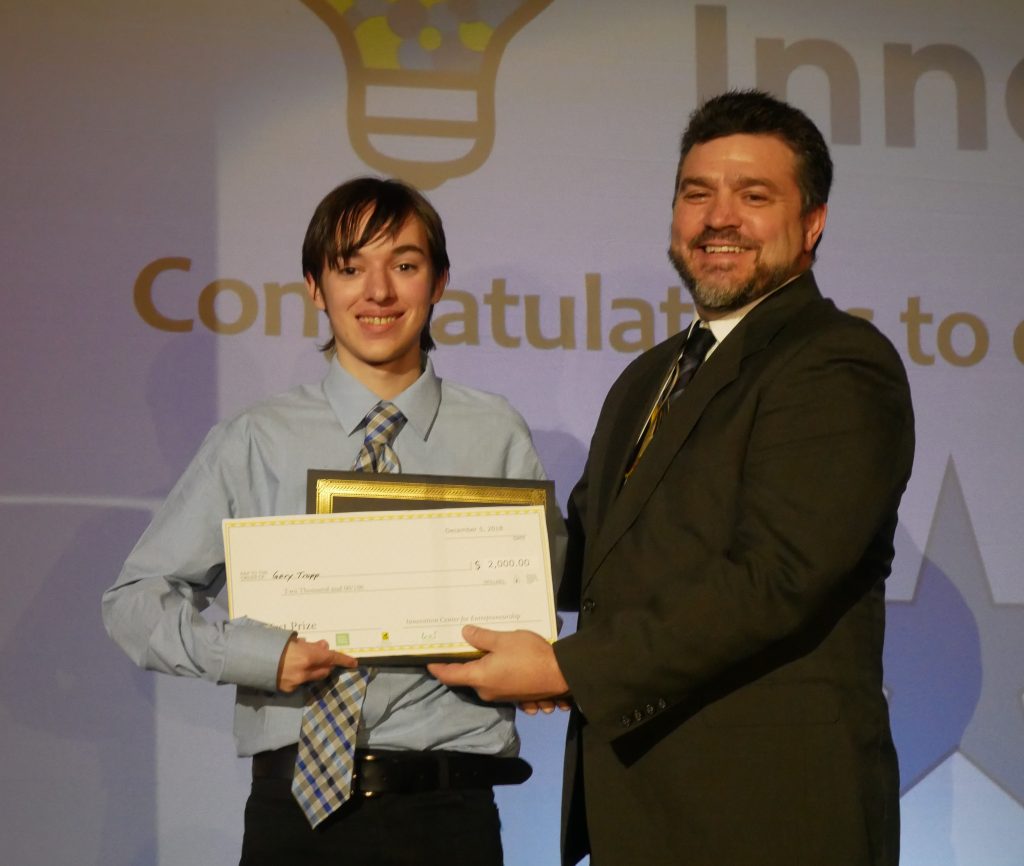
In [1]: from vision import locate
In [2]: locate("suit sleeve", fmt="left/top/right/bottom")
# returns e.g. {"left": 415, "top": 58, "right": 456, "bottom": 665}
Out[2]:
{"left": 553, "top": 321, "right": 914, "bottom": 741}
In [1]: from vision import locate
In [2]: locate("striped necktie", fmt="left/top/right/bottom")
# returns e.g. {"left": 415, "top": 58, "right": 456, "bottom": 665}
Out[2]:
{"left": 625, "top": 322, "right": 715, "bottom": 479}
{"left": 291, "top": 401, "right": 406, "bottom": 827}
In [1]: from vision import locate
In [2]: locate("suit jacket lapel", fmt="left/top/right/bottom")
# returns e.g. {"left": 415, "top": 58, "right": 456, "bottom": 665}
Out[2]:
{"left": 582, "top": 273, "right": 823, "bottom": 590}
{"left": 588, "top": 333, "right": 687, "bottom": 532}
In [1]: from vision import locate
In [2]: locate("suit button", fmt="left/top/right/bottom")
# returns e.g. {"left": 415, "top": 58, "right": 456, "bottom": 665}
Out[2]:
{"left": 645, "top": 704, "right": 656, "bottom": 716}
{"left": 657, "top": 698, "right": 667, "bottom": 710}
{"left": 620, "top": 715, "right": 632, "bottom": 728}
{"left": 633, "top": 709, "right": 643, "bottom": 722}
{"left": 582, "top": 598, "right": 596, "bottom": 613}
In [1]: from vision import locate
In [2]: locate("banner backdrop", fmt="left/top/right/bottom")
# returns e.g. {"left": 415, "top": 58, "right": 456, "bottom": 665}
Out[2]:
{"left": 2, "top": 1, "right": 1022, "bottom": 863}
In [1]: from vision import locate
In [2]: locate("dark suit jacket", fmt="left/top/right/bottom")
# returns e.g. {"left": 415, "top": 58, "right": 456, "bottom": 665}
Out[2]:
{"left": 554, "top": 272, "right": 914, "bottom": 866}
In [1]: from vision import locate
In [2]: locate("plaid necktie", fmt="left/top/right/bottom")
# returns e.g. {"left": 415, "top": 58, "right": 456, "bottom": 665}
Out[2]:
{"left": 350, "top": 401, "right": 405, "bottom": 474}
{"left": 291, "top": 401, "right": 406, "bottom": 827}
{"left": 625, "top": 322, "right": 715, "bottom": 479}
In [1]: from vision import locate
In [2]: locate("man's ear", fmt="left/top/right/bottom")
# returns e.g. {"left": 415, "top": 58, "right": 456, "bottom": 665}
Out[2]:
{"left": 305, "top": 273, "right": 326, "bottom": 311}
{"left": 803, "top": 204, "right": 827, "bottom": 253}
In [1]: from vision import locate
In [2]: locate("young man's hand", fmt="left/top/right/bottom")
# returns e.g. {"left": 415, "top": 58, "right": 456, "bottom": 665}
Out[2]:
{"left": 277, "top": 636, "right": 358, "bottom": 693}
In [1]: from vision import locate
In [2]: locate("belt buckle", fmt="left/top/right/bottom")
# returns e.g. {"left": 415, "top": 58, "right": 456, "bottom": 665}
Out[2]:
{"left": 359, "top": 752, "right": 378, "bottom": 799}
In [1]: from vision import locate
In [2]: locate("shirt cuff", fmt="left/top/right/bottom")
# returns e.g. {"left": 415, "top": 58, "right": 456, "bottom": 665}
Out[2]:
{"left": 221, "top": 618, "right": 294, "bottom": 692}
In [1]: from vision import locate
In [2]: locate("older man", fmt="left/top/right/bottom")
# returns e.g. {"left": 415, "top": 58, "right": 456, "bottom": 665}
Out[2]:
{"left": 431, "top": 90, "right": 914, "bottom": 866}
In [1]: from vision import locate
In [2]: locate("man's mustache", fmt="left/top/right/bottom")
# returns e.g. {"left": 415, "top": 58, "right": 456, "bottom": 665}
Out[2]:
{"left": 689, "top": 230, "right": 758, "bottom": 250}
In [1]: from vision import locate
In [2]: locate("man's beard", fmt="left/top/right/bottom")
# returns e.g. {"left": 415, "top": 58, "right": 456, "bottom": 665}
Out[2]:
{"left": 668, "top": 233, "right": 797, "bottom": 314}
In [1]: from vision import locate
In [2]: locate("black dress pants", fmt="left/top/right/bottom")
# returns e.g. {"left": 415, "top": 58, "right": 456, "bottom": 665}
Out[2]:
{"left": 239, "top": 776, "right": 504, "bottom": 866}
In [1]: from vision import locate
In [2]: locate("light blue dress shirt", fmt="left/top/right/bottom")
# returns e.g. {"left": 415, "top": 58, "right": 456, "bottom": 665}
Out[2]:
{"left": 102, "top": 357, "right": 550, "bottom": 757}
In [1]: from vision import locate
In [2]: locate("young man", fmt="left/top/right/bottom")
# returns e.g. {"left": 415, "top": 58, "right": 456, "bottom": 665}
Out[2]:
{"left": 103, "top": 177, "right": 547, "bottom": 864}
{"left": 431, "top": 91, "right": 914, "bottom": 866}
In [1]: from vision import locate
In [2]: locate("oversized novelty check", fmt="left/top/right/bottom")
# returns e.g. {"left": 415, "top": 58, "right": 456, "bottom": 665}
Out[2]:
{"left": 223, "top": 504, "right": 556, "bottom": 662}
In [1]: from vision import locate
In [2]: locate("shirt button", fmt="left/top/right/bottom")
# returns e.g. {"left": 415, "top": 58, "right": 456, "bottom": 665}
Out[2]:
{"left": 582, "top": 598, "right": 596, "bottom": 613}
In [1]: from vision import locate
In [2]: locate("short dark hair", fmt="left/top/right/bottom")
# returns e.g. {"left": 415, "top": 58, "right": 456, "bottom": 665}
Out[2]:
{"left": 675, "top": 89, "right": 833, "bottom": 215}
{"left": 302, "top": 177, "right": 450, "bottom": 355}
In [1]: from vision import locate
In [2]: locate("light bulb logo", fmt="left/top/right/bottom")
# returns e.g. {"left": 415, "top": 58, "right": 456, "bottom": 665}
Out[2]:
{"left": 301, "top": 0, "right": 553, "bottom": 189}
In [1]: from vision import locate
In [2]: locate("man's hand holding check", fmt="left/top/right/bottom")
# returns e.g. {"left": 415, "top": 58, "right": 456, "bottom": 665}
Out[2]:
{"left": 428, "top": 625, "right": 572, "bottom": 714}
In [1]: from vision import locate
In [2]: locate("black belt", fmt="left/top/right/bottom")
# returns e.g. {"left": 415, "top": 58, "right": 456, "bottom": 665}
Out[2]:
{"left": 252, "top": 745, "right": 532, "bottom": 796}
